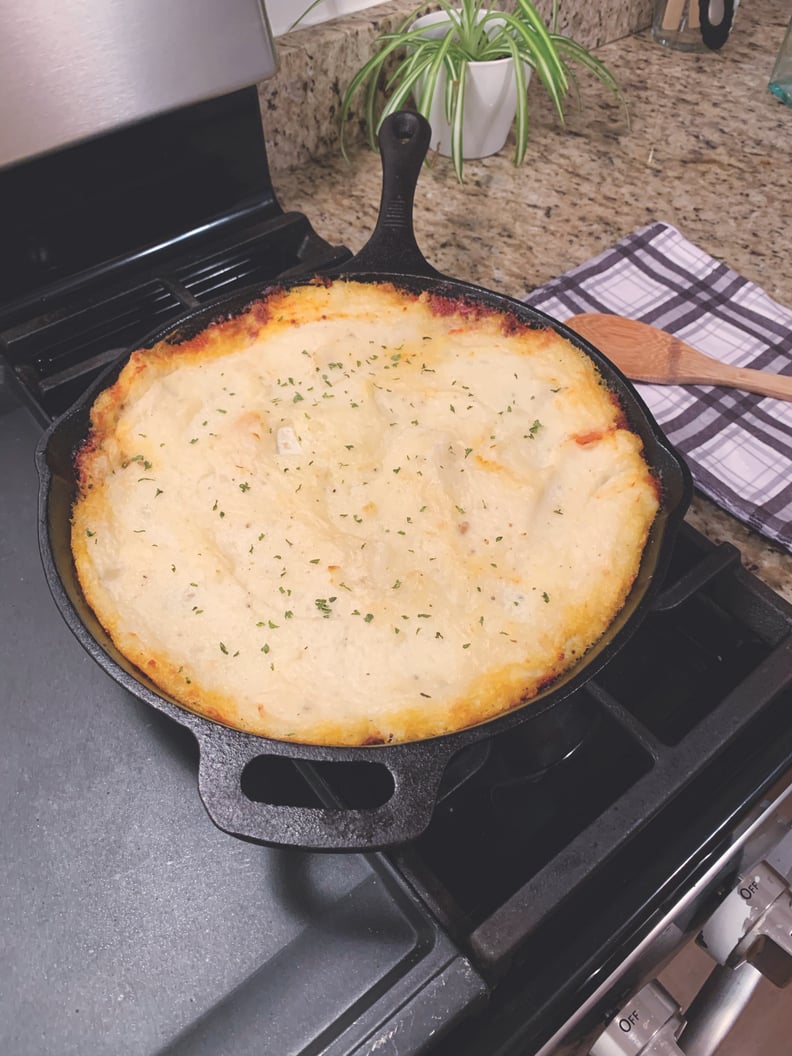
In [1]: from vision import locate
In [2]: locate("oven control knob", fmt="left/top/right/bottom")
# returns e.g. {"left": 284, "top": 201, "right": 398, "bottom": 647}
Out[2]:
{"left": 589, "top": 981, "right": 685, "bottom": 1055}
{"left": 699, "top": 838, "right": 792, "bottom": 987}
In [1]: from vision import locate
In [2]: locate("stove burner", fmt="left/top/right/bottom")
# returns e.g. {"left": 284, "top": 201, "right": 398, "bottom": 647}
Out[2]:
{"left": 493, "top": 693, "right": 597, "bottom": 782}
{"left": 401, "top": 692, "right": 652, "bottom": 927}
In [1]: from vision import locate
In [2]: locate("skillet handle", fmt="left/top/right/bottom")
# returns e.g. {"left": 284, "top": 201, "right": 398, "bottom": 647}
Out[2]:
{"left": 194, "top": 729, "right": 456, "bottom": 851}
{"left": 337, "top": 110, "right": 443, "bottom": 280}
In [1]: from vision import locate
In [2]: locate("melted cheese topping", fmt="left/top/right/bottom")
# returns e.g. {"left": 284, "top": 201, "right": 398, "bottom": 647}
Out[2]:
{"left": 71, "top": 281, "right": 659, "bottom": 745}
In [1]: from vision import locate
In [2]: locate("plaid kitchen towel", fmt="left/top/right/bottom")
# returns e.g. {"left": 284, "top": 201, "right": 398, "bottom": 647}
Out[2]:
{"left": 524, "top": 221, "right": 792, "bottom": 553}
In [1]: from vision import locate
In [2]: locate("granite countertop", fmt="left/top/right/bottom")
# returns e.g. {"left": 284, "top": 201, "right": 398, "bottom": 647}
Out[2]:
{"left": 266, "top": 0, "right": 792, "bottom": 600}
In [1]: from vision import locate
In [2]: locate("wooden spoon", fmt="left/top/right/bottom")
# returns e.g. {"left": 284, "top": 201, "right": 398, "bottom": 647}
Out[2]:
{"left": 566, "top": 313, "right": 792, "bottom": 403}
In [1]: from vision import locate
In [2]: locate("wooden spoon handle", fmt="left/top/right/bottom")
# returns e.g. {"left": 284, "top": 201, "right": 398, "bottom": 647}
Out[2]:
{"left": 566, "top": 313, "right": 792, "bottom": 403}
{"left": 722, "top": 364, "right": 792, "bottom": 402}
{"left": 659, "top": 343, "right": 792, "bottom": 400}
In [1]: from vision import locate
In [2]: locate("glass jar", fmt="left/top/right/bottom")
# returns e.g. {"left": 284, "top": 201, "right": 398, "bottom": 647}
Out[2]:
{"left": 653, "top": 0, "right": 739, "bottom": 52}
{"left": 652, "top": 0, "right": 707, "bottom": 51}
{"left": 769, "top": 17, "right": 792, "bottom": 106}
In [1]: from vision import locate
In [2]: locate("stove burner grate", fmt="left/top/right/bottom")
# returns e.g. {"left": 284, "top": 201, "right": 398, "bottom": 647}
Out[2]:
{"left": 380, "top": 524, "right": 792, "bottom": 976}
{"left": 1, "top": 212, "right": 349, "bottom": 422}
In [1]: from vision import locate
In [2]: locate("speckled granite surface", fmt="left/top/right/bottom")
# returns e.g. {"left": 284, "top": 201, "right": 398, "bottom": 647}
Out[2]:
{"left": 263, "top": 0, "right": 792, "bottom": 600}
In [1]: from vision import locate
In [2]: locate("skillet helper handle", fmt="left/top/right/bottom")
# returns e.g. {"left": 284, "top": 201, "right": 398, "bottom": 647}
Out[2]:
{"left": 195, "top": 730, "right": 455, "bottom": 851}
{"left": 340, "top": 110, "right": 442, "bottom": 279}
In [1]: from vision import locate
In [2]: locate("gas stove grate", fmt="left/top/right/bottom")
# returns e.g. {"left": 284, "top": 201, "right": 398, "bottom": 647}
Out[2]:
{"left": 0, "top": 212, "right": 349, "bottom": 421}
{"left": 386, "top": 523, "right": 792, "bottom": 974}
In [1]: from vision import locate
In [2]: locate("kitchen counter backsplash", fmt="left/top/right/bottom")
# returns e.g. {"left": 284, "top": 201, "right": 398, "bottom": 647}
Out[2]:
{"left": 258, "top": 0, "right": 654, "bottom": 175}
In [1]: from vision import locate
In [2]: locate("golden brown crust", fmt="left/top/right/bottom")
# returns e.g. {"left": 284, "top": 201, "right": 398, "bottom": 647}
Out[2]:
{"left": 71, "top": 280, "right": 659, "bottom": 746}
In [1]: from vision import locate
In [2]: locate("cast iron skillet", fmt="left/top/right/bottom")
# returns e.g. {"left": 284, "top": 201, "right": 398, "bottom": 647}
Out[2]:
{"left": 37, "top": 112, "right": 692, "bottom": 851}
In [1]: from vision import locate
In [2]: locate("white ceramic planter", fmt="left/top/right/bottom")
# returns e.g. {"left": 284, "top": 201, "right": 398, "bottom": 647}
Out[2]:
{"left": 410, "top": 11, "right": 532, "bottom": 159}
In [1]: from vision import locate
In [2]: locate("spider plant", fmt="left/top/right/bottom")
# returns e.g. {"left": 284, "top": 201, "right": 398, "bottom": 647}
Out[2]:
{"left": 295, "top": 0, "right": 621, "bottom": 181}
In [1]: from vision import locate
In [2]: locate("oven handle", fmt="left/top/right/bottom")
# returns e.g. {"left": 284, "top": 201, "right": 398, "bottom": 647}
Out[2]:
{"left": 679, "top": 961, "right": 763, "bottom": 1056}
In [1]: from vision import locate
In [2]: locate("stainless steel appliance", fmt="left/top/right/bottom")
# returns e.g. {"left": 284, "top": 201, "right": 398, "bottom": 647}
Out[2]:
{"left": 2, "top": 3, "right": 791, "bottom": 1053}
{"left": 0, "top": 0, "right": 277, "bottom": 167}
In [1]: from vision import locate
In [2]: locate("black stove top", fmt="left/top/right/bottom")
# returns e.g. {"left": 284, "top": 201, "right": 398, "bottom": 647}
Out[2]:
{"left": 2, "top": 87, "right": 792, "bottom": 1056}
{"left": 402, "top": 527, "right": 789, "bottom": 941}
{"left": 0, "top": 86, "right": 349, "bottom": 424}
{"left": 398, "top": 522, "right": 792, "bottom": 1053}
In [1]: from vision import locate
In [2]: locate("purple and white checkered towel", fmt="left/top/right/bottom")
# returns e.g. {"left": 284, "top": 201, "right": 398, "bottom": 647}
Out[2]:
{"left": 524, "top": 221, "right": 792, "bottom": 553}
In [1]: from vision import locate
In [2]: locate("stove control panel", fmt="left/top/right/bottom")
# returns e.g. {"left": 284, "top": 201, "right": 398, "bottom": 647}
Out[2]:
{"left": 589, "top": 981, "right": 686, "bottom": 1055}
{"left": 699, "top": 822, "right": 792, "bottom": 986}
